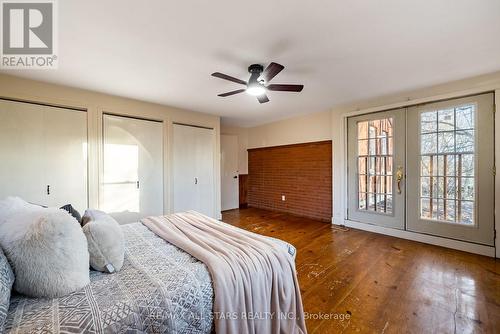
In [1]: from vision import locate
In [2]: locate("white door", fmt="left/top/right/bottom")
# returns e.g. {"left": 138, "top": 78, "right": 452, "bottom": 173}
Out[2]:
{"left": 0, "top": 99, "right": 88, "bottom": 212}
{"left": 43, "top": 105, "right": 88, "bottom": 212}
{"left": 221, "top": 134, "right": 239, "bottom": 211}
{"left": 347, "top": 109, "right": 406, "bottom": 229}
{"left": 406, "top": 93, "right": 494, "bottom": 245}
{"left": 173, "top": 124, "right": 215, "bottom": 218}
{"left": 101, "top": 114, "right": 163, "bottom": 223}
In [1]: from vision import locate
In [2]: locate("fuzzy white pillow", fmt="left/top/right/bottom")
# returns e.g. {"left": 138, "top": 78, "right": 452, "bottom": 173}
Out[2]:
{"left": 0, "top": 197, "right": 90, "bottom": 298}
{"left": 82, "top": 210, "right": 125, "bottom": 273}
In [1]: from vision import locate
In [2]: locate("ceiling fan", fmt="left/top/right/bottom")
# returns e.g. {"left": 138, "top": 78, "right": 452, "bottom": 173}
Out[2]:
{"left": 211, "top": 62, "right": 304, "bottom": 104}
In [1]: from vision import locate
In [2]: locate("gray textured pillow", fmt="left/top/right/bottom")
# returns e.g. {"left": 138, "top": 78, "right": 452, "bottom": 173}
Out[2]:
{"left": 0, "top": 247, "right": 15, "bottom": 332}
{"left": 82, "top": 210, "right": 125, "bottom": 273}
{"left": 0, "top": 204, "right": 90, "bottom": 298}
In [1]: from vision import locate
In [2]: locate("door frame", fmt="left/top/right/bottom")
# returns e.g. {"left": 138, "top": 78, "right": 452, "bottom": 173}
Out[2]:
{"left": 221, "top": 134, "right": 240, "bottom": 211}
{"left": 338, "top": 87, "right": 500, "bottom": 258}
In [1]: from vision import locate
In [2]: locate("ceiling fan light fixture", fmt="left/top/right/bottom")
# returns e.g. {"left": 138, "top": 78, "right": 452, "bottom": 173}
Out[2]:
{"left": 246, "top": 85, "right": 266, "bottom": 96}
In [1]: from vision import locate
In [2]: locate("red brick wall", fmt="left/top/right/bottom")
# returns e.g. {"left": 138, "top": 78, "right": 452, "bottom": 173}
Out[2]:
{"left": 247, "top": 141, "right": 332, "bottom": 222}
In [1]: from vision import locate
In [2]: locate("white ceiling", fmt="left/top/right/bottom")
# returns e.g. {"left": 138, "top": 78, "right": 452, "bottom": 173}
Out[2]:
{"left": 4, "top": 0, "right": 500, "bottom": 127}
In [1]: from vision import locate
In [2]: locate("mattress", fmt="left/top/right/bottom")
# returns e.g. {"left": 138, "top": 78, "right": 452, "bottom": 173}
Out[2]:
{"left": 4, "top": 220, "right": 297, "bottom": 333}
{"left": 5, "top": 223, "right": 214, "bottom": 334}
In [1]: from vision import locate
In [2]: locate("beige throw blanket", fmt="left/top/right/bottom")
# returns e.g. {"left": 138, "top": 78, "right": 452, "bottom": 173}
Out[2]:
{"left": 141, "top": 211, "right": 307, "bottom": 334}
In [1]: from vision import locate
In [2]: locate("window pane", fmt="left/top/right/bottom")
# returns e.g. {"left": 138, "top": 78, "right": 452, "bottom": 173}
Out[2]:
{"left": 386, "top": 195, "right": 393, "bottom": 212}
{"left": 460, "top": 177, "right": 474, "bottom": 201}
{"left": 368, "top": 193, "right": 376, "bottom": 211}
{"left": 456, "top": 106, "right": 474, "bottom": 130}
{"left": 359, "top": 192, "right": 367, "bottom": 210}
{"left": 358, "top": 121, "right": 369, "bottom": 139}
{"left": 421, "top": 111, "right": 437, "bottom": 133}
{"left": 358, "top": 175, "right": 367, "bottom": 193}
{"left": 445, "top": 200, "right": 456, "bottom": 222}
{"left": 456, "top": 130, "right": 474, "bottom": 153}
{"left": 358, "top": 139, "right": 368, "bottom": 156}
{"left": 460, "top": 201, "right": 474, "bottom": 225}
{"left": 436, "top": 177, "right": 444, "bottom": 198}
{"left": 421, "top": 177, "right": 431, "bottom": 197}
{"left": 438, "top": 109, "right": 455, "bottom": 131}
{"left": 445, "top": 155, "right": 456, "bottom": 176}
{"left": 421, "top": 133, "right": 437, "bottom": 154}
{"left": 437, "top": 199, "right": 445, "bottom": 220}
{"left": 421, "top": 198, "right": 431, "bottom": 219}
{"left": 461, "top": 154, "right": 474, "bottom": 177}
{"left": 445, "top": 177, "right": 456, "bottom": 199}
{"left": 438, "top": 132, "right": 455, "bottom": 153}
{"left": 376, "top": 195, "right": 386, "bottom": 212}
{"left": 358, "top": 157, "right": 367, "bottom": 175}
{"left": 421, "top": 156, "right": 431, "bottom": 176}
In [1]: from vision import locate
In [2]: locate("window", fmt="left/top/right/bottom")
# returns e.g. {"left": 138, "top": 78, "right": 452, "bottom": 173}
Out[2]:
{"left": 357, "top": 118, "right": 394, "bottom": 214}
{"left": 419, "top": 105, "right": 475, "bottom": 225}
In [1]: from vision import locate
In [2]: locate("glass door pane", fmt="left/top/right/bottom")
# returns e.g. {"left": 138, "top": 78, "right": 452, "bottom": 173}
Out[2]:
{"left": 407, "top": 93, "right": 494, "bottom": 245}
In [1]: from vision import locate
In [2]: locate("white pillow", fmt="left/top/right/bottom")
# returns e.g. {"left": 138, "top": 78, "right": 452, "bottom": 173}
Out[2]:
{"left": 0, "top": 197, "right": 90, "bottom": 298}
{"left": 82, "top": 210, "right": 125, "bottom": 273}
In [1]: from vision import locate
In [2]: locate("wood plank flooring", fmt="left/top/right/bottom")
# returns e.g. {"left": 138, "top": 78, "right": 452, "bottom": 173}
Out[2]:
{"left": 222, "top": 208, "right": 500, "bottom": 334}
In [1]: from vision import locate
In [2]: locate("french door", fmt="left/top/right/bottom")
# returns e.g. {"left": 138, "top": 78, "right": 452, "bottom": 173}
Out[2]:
{"left": 348, "top": 93, "right": 495, "bottom": 246}
{"left": 347, "top": 108, "right": 406, "bottom": 229}
{"left": 406, "top": 94, "right": 494, "bottom": 245}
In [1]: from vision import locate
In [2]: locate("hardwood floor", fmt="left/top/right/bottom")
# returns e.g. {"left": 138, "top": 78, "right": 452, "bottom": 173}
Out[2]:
{"left": 222, "top": 208, "right": 500, "bottom": 334}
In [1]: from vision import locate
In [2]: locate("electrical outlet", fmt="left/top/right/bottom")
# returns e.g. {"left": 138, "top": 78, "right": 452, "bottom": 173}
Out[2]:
{"left": 281, "top": 195, "right": 286, "bottom": 201}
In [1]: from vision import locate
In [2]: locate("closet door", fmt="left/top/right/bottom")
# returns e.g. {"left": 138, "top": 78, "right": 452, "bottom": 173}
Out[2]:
{"left": 0, "top": 100, "right": 45, "bottom": 204}
{"left": 101, "top": 115, "right": 163, "bottom": 223}
{"left": 0, "top": 99, "right": 88, "bottom": 211}
{"left": 43, "top": 105, "right": 88, "bottom": 212}
{"left": 173, "top": 124, "right": 215, "bottom": 218}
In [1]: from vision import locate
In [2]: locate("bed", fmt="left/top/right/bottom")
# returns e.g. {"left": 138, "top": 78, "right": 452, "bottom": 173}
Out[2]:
{"left": 4, "top": 221, "right": 296, "bottom": 333}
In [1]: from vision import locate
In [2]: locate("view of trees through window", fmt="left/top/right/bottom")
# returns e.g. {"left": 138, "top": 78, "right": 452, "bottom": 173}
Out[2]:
{"left": 419, "top": 105, "right": 475, "bottom": 225}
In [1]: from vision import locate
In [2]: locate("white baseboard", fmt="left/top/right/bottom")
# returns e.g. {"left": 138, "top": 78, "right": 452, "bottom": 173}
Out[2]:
{"left": 332, "top": 218, "right": 496, "bottom": 258}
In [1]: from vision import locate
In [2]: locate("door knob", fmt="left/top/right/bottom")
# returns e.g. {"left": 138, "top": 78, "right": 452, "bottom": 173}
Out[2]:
{"left": 396, "top": 166, "right": 403, "bottom": 194}
{"left": 233, "top": 176, "right": 238, "bottom": 179}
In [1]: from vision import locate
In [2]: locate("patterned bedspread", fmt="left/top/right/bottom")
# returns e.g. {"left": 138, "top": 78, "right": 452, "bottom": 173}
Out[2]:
{"left": 5, "top": 223, "right": 214, "bottom": 334}
{"left": 4, "top": 220, "right": 297, "bottom": 334}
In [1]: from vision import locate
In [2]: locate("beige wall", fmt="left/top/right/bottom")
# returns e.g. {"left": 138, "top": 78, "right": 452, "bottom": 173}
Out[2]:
{"left": 247, "top": 111, "right": 332, "bottom": 149}
{"left": 222, "top": 110, "right": 331, "bottom": 175}
{"left": 220, "top": 125, "right": 249, "bottom": 174}
{"left": 0, "top": 74, "right": 222, "bottom": 218}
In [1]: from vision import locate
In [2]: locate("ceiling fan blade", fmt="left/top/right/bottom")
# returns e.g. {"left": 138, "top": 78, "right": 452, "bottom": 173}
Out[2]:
{"left": 218, "top": 89, "right": 246, "bottom": 97}
{"left": 260, "top": 62, "right": 284, "bottom": 83}
{"left": 257, "top": 94, "right": 270, "bottom": 104}
{"left": 267, "top": 84, "right": 304, "bottom": 92}
{"left": 211, "top": 72, "right": 247, "bottom": 85}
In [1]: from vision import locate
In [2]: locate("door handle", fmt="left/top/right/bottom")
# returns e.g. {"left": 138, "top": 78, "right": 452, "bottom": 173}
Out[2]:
{"left": 233, "top": 175, "right": 238, "bottom": 179}
{"left": 396, "top": 166, "right": 404, "bottom": 194}
{"left": 136, "top": 181, "right": 140, "bottom": 189}
{"left": 47, "top": 185, "right": 50, "bottom": 195}
{"left": 195, "top": 177, "right": 198, "bottom": 185}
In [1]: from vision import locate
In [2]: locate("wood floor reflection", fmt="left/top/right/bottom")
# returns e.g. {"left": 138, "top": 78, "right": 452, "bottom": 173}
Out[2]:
{"left": 222, "top": 208, "right": 500, "bottom": 334}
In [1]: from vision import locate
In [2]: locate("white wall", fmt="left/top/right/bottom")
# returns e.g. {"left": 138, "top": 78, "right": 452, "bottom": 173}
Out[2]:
{"left": 0, "top": 74, "right": 222, "bottom": 219}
